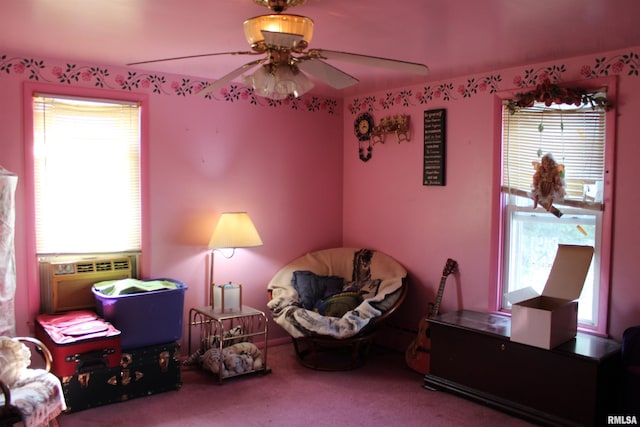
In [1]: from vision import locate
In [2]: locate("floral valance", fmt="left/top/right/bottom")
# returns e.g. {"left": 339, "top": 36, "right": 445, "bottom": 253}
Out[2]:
{"left": 505, "top": 78, "right": 612, "bottom": 114}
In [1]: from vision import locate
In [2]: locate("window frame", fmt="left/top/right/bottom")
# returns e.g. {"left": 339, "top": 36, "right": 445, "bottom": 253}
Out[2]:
{"left": 32, "top": 93, "right": 142, "bottom": 254}
{"left": 492, "top": 77, "right": 616, "bottom": 337}
{"left": 23, "top": 83, "right": 150, "bottom": 298}
{"left": 502, "top": 203, "right": 602, "bottom": 326}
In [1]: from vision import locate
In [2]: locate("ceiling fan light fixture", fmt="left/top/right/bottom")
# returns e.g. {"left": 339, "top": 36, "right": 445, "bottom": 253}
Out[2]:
{"left": 244, "top": 14, "right": 314, "bottom": 50}
{"left": 244, "top": 64, "right": 313, "bottom": 100}
{"left": 275, "top": 65, "right": 314, "bottom": 98}
{"left": 244, "top": 65, "right": 277, "bottom": 98}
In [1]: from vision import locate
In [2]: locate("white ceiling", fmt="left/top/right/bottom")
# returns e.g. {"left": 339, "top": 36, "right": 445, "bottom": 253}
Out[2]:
{"left": 2, "top": 0, "right": 640, "bottom": 97}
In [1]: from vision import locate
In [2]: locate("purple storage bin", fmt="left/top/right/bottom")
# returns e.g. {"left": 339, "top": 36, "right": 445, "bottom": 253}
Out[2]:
{"left": 92, "top": 278, "right": 187, "bottom": 350}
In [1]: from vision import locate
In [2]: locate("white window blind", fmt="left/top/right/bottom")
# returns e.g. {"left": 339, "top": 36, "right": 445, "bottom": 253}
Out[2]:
{"left": 502, "top": 104, "right": 606, "bottom": 208}
{"left": 33, "top": 94, "right": 141, "bottom": 254}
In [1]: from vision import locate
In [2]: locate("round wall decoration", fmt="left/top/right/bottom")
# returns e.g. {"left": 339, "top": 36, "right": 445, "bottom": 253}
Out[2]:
{"left": 354, "top": 112, "right": 374, "bottom": 141}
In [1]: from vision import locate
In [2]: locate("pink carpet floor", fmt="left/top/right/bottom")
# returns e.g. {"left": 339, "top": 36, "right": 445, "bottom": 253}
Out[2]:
{"left": 58, "top": 342, "right": 536, "bottom": 427}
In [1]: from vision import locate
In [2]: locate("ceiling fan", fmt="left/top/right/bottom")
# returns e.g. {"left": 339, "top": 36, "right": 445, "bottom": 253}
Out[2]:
{"left": 127, "top": 0, "right": 429, "bottom": 99}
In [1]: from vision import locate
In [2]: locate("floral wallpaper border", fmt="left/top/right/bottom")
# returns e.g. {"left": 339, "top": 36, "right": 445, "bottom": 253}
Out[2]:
{"left": 0, "top": 53, "right": 339, "bottom": 115}
{"left": 347, "top": 51, "right": 639, "bottom": 115}
{"left": 2, "top": 50, "right": 638, "bottom": 117}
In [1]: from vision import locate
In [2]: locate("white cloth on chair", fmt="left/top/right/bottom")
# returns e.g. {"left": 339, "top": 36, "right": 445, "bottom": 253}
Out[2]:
{"left": 6, "top": 368, "right": 66, "bottom": 426}
{"left": 0, "top": 336, "right": 66, "bottom": 427}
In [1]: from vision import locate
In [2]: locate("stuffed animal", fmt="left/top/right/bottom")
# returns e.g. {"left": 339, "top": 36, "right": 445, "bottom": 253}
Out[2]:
{"left": 183, "top": 326, "right": 244, "bottom": 367}
{"left": 198, "top": 342, "right": 263, "bottom": 377}
{"left": 229, "top": 342, "right": 263, "bottom": 370}
{"left": 221, "top": 352, "right": 250, "bottom": 376}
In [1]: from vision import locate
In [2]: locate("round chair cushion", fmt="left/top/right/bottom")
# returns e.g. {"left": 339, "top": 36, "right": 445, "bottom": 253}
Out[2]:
{"left": 267, "top": 248, "right": 407, "bottom": 339}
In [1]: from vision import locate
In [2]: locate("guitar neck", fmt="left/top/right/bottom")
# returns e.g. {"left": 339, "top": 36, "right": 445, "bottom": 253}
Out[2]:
{"left": 429, "top": 274, "right": 448, "bottom": 318}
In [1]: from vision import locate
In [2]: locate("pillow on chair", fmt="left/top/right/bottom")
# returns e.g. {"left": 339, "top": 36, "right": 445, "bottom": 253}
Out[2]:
{"left": 313, "top": 291, "right": 363, "bottom": 318}
{"left": 292, "top": 271, "right": 344, "bottom": 310}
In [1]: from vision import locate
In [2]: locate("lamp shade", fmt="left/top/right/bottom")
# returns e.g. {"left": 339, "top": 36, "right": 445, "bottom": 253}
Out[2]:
{"left": 208, "top": 212, "right": 263, "bottom": 249}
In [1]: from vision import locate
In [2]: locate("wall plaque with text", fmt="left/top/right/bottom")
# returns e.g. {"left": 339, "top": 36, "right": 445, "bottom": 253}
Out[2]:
{"left": 423, "top": 109, "right": 447, "bottom": 186}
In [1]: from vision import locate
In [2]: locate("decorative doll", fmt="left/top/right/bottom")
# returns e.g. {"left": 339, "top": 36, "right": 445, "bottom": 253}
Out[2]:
{"left": 532, "top": 153, "right": 565, "bottom": 218}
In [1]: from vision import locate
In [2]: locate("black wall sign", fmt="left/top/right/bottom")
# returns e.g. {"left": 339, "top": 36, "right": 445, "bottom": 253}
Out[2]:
{"left": 423, "top": 109, "right": 446, "bottom": 186}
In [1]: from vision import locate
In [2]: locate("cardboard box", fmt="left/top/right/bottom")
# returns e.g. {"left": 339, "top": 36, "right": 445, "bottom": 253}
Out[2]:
{"left": 211, "top": 282, "right": 242, "bottom": 312}
{"left": 509, "top": 244, "right": 594, "bottom": 349}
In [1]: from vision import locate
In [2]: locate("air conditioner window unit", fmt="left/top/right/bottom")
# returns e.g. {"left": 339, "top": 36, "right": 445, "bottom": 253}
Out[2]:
{"left": 39, "top": 254, "right": 138, "bottom": 313}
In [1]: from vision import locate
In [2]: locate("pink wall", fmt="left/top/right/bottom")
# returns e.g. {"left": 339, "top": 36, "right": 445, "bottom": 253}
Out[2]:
{"left": 1, "top": 45, "right": 639, "bottom": 348}
{"left": 342, "top": 47, "right": 640, "bottom": 341}
{"left": 0, "top": 53, "right": 343, "bottom": 344}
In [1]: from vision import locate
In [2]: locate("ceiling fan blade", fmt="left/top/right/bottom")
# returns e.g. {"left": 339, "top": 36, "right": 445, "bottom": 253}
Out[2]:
{"left": 200, "top": 58, "right": 266, "bottom": 95}
{"left": 298, "top": 59, "right": 359, "bottom": 89}
{"left": 262, "top": 30, "right": 304, "bottom": 49}
{"left": 127, "top": 51, "right": 259, "bottom": 66}
{"left": 311, "top": 49, "right": 429, "bottom": 75}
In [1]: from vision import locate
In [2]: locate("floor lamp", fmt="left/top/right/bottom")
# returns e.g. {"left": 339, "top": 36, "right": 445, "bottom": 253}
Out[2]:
{"left": 207, "top": 212, "right": 263, "bottom": 307}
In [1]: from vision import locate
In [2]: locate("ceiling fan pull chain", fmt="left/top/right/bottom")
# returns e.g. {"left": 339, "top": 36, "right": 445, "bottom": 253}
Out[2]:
{"left": 254, "top": 0, "right": 306, "bottom": 12}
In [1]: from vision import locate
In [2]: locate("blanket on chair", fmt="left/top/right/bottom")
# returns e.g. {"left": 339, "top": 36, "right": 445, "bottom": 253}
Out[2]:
{"left": 267, "top": 248, "right": 406, "bottom": 339}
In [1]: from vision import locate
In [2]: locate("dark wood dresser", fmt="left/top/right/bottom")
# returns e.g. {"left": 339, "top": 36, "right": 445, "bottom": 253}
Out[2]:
{"left": 424, "top": 310, "right": 621, "bottom": 427}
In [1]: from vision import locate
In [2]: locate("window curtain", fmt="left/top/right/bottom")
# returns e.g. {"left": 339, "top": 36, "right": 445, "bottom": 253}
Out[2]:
{"left": 0, "top": 166, "right": 18, "bottom": 336}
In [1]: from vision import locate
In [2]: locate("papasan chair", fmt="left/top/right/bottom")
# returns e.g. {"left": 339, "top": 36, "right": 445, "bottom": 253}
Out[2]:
{"left": 267, "top": 248, "right": 407, "bottom": 370}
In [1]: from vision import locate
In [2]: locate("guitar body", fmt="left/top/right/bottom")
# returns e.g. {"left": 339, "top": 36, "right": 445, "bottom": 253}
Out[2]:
{"left": 405, "top": 258, "right": 457, "bottom": 375}
{"left": 405, "top": 315, "right": 432, "bottom": 374}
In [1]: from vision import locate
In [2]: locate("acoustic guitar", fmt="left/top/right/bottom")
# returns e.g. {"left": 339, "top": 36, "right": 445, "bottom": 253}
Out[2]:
{"left": 405, "top": 258, "right": 458, "bottom": 374}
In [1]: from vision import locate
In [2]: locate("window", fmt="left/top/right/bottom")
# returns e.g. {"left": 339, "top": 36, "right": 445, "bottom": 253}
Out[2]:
{"left": 500, "top": 98, "right": 612, "bottom": 333}
{"left": 32, "top": 94, "right": 142, "bottom": 254}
